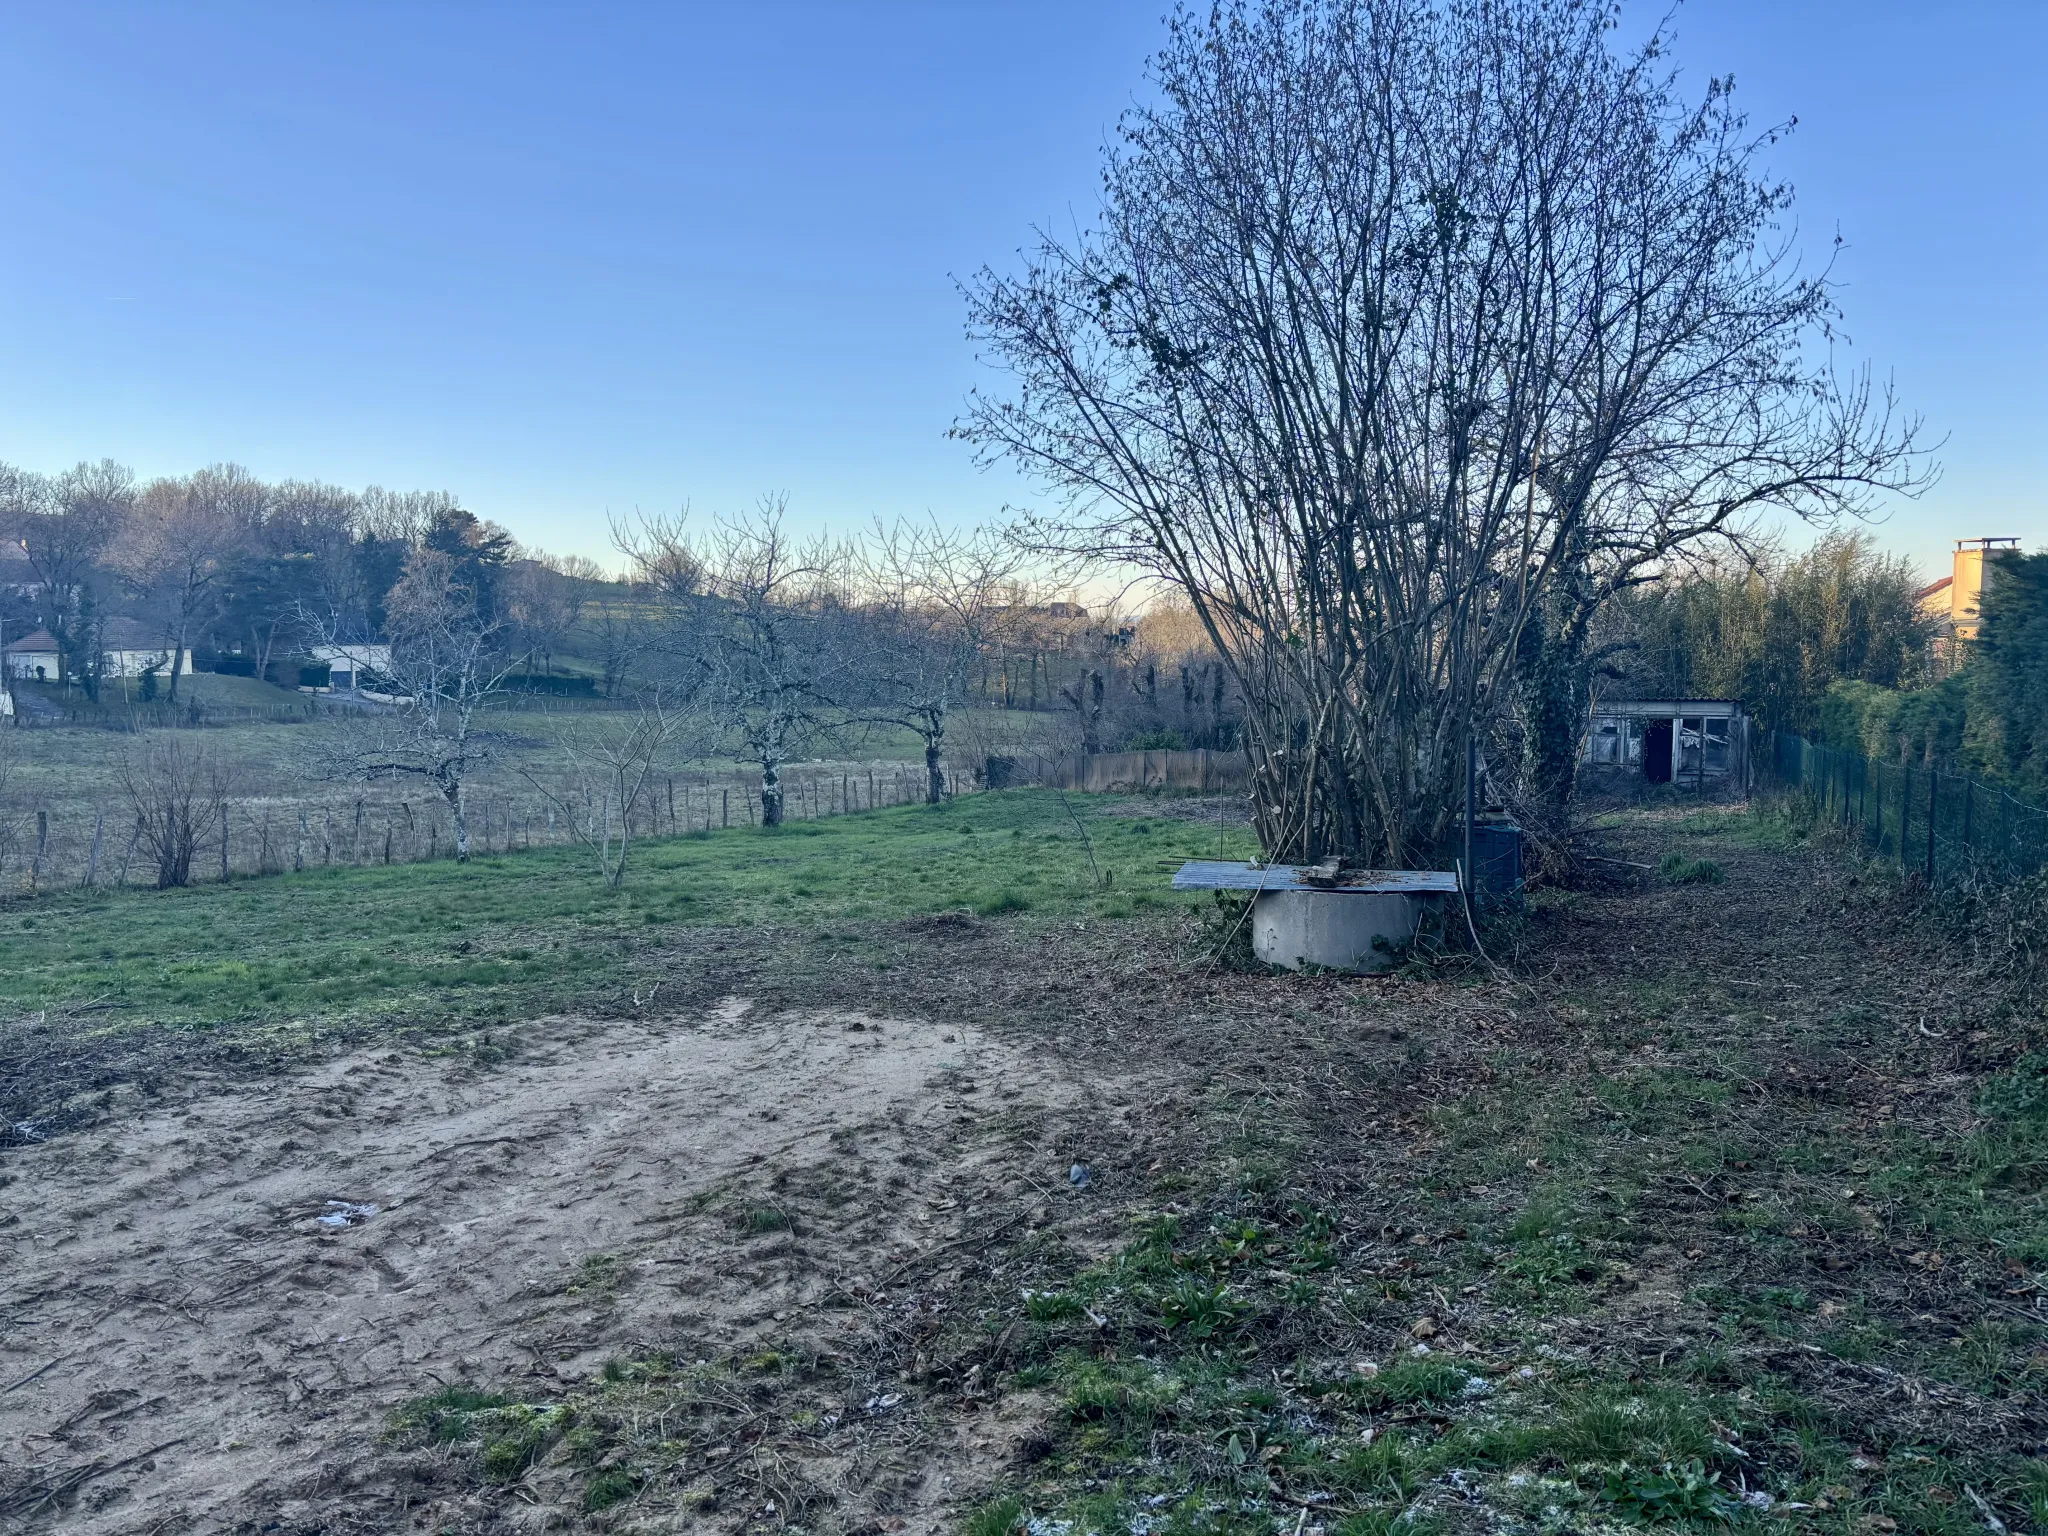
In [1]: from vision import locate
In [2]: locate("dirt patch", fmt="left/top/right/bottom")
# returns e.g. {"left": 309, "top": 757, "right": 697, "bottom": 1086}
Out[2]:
{"left": 0, "top": 999, "right": 1118, "bottom": 1532}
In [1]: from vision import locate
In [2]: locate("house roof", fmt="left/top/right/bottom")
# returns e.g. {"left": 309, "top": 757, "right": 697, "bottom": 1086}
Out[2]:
{"left": 2, "top": 628, "right": 60, "bottom": 654}
{"left": 1916, "top": 576, "right": 1953, "bottom": 601}
{"left": 99, "top": 617, "right": 169, "bottom": 651}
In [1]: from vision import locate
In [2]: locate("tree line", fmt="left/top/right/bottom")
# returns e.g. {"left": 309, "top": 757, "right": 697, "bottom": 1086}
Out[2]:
{"left": 0, "top": 458, "right": 608, "bottom": 702}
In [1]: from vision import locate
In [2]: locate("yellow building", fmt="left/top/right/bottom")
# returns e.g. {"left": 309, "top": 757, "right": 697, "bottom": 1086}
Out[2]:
{"left": 1918, "top": 537, "right": 2019, "bottom": 656}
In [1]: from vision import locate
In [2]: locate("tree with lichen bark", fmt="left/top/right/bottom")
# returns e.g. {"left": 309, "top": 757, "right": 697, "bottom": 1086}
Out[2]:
{"left": 615, "top": 497, "right": 851, "bottom": 828}
{"left": 853, "top": 519, "right": 1022, "bottom": 804}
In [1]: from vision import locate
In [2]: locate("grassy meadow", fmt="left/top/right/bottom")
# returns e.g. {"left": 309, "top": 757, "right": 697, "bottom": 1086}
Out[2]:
{"left": 0, "top": 788, "right": 1255, "bottom": 1028}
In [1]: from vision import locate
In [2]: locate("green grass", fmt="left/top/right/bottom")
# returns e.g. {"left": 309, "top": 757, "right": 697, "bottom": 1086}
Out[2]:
{"left": 0, "top": 790, "right": 1257, "bottom": 1027}
{"left": 1658, "top": 852, "right": 1725, "bottom": 884}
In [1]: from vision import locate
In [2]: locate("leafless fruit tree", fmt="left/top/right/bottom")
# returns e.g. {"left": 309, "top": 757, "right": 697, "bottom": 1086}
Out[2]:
{"left": 961, "top": 0, "right": 1925, "bottom": 868}
{"left": 524, "top": 690, "right": 696, "bottom": 888}
{"left": 317, "top": 546, "right": 524, "bottom": 860}
{"left": 617, "top": 497, "right": 851, "bottom": 828}
{"left": 528, "top": 688, "right": 696, "bottom": 888}
{"left": 119, "top": 739, "right": 231, "bottom": 888}
{"left": 853, "top": 518, "right": 1023, "bottom": 802}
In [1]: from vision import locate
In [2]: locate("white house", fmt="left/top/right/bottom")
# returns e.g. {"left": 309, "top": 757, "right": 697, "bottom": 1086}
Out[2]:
{"left": 98, "top": 618, "right": 194, "bottom": 680}
{"left": 308, "top": 643, "right": 392, "bottom": 692}
{"left": 2, "top": 627, "right": 62, "bottom": 681}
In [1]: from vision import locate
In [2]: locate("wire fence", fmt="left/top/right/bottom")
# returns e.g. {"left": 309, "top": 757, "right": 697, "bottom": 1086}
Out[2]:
{"left": 1761, "top": 731, "right": 2048, "bottom": 885}
{"left": 0, "top": 762, "right": 960, "bottom": 895}
{"left": 0, "top": 746, "right": 1242, "bottom": 896}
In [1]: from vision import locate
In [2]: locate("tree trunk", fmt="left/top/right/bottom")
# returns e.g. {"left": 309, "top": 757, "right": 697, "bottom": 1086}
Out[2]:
{"left": 167, "top": 629, "right": 185, "bottom": 704}
{"left": 1510, "top": 598, "right": 1593, "bottom": 881}
{"left": 445, "top": 777, "right": 471, "bottom": 861}
{"left": 924, "top": 739, "right": 946, "bottom": 803}
{"left": 760, "top": 762, "right": 784, "bottom": 827}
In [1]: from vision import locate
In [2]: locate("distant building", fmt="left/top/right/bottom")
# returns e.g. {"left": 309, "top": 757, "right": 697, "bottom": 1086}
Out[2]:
{"left": 1581, "top": 698, "right": 1751, "bottom": 790}
{"left": 97, "top": 618, "right": 195, "bottom": 680}
{"left": 2, "top": 627, "right": 62, "bottom": 681}
{"left": 307, "top": 643, "right": 392, "bottom": 692}
{"left": 1920, "top": 537, "right": 2021, "bottom": 660}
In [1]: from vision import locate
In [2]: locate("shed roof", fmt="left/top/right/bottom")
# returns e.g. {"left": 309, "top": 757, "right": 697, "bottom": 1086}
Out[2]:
{"left": 2, "top": 628, "right": 60, "bottom": 654}
{"left": 1590, "top": 699, "right": 1744, "bottom": 716}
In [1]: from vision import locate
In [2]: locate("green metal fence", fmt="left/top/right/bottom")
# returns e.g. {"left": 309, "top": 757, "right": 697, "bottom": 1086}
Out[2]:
{"left": 1762, "top": 732, "right": 2048, "bottom": 884}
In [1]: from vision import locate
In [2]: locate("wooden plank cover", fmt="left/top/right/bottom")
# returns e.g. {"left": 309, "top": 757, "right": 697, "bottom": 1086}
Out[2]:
{"left": 1171, "top": 860, "right": 1461, "bottom": 894}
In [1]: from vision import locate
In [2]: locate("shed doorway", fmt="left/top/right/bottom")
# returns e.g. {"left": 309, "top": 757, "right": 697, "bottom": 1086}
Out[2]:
{"left": 1643, "top": 718, "right": 1674, "bottom": 783}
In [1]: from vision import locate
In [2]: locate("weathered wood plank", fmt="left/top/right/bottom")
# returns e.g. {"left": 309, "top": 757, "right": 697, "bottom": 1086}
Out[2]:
{"left": 1171, "top": 860, "right": 1460, "bottom": 894}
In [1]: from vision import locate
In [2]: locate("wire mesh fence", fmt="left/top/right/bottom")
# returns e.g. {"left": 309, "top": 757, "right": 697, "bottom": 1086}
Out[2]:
{"left": 1761, "top": 731, "right": 2048, "bottom": 885}
{"left": 0, "top": 762, "right": 957, "bottom": 895}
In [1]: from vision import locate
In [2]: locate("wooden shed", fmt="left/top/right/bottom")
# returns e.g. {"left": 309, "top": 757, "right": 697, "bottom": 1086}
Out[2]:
{"left": 1581, "top": 698, "right": 1751, "bottom": 791}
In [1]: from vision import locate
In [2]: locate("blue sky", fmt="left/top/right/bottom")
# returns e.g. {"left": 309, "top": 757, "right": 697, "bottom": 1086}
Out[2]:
{"left": 0, "top": 2, "right": 2041, "bottom": 576}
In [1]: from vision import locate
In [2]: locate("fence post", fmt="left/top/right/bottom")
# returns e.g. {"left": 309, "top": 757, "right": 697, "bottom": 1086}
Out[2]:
{"left": 1925, "top": 769, "right": 1938, "bottom": 884}
{"left": 723, "top": 787, "right": 729, "bottom": 828}
{"left": 30, "top": 809, "right": 47, "bottom": 891}
{"left": 295, "top": 810, "right": 309, "bottom": 874}
{"left": 221, "top": 804, "right": 231, "bottom": 881}
{"left": 1962, "top": 778, "right": 1974, "bottom": 870}
{"left": 85, "top": 812, "right": 105, "bottom": 888}
{"left": 1894, "top": 766, "right": 1906, "bottom": 864}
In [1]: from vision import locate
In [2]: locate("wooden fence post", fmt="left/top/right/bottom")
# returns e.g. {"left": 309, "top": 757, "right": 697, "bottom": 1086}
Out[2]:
{"left": 723, "top": 788, "right": 729, "bottom": 828}
{"left": 295, "top": 810, "right": 309, "bottom": 873}
{"left": 85, "top": 812, "right": 105, "bottom": 888}
{"left": 122, "top": 817, "right": 144, "bottom": 887}
{"left": 31, "top": 809, "right": 47, "bottom": 891}
{"left": 221, "top": 804, "right": 231, "bottom": 882}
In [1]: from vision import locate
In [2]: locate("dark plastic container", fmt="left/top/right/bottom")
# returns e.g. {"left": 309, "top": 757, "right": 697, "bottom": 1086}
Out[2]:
{"left": 1469, "top": 818, "right": 1524, "bottom": 901}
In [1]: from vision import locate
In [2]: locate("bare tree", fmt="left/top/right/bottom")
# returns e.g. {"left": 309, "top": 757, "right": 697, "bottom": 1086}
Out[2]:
{"left": 112, "top": 466, "right": 253, "bottom": 702}
{"left": 319, "top": 546, "right": 525, "bottom": 860}
{"left": 617, "top": 498, "right": 849, "bottom": 827}
{"left": 119, "top": 739, "right": 231, "bottom": 888}
{"left": 962, "top": 0, "right": 1925, "bottom": 869}
{"left": 524, "top": 691, "right": 695, "bottom": 887}
{"left": 505, "top": 555, "right": 590, "bottom": 676}
{"left": 1, "top": 459, "right": 133, "bottom": 697}
{"left": 854, "top": 519, "right": 1022, "bottom": 802}
{"left": 589, "top": 597, "right": 645, "bottom": 699}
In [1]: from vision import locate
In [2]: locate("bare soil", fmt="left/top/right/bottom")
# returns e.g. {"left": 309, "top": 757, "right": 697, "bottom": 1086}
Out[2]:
{"left": 1, "top": 998, "right": 1131, "bottom": 1532}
